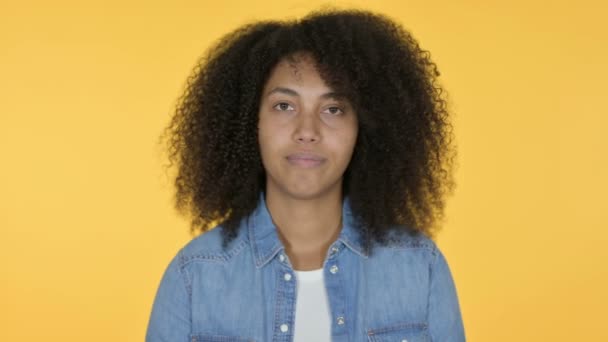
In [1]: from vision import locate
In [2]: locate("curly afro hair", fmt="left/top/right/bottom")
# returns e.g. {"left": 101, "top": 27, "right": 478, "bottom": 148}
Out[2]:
{"left": 160, "top": 8, "right": 457, "bottom": 252}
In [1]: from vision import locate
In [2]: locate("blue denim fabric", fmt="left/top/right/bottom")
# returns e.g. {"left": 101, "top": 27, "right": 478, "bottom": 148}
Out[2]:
{"left": 146, "top": 193, "right": 466, "bottom": 342}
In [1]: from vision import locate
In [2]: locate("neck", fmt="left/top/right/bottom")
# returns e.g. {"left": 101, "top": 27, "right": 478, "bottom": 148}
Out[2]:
{"left": 265, "top": 188, "right": 343, "bottom": 269}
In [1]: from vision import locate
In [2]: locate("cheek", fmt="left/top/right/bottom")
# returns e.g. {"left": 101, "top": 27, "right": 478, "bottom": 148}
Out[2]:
{"left": 258, "top": 126, "right": 283, "bottom": 166}
{"left": 257, "top": 118, "right": 273, "bottom": 154}
{"left": 342, "top": 130, "right": 359, "bottom": 165}
{"left": 329, "top": 134, "right": 358, "bottom": 165}
{"left": 342, "top": 124, "right": 359, "bottom": 153}
{"left": 257, "top": 133, "right": 273, "bottom": 163}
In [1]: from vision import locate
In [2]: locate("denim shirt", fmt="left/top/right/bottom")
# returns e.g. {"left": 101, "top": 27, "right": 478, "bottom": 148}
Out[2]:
{"left": 146, "top": 194, "right": 466, "bottom": 342}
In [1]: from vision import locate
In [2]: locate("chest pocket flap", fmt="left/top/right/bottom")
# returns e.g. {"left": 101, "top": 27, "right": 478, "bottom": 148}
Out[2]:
{"left": 367, "top": 322, "right": 429, "bottom": 342}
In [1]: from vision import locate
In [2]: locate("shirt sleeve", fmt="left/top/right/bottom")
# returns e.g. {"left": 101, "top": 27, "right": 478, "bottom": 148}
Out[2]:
{"left": 145, "top": 250, "right": 191, "bottom": 342}
{"left": 427, "top": 245, "right": 466, "bottom": 341}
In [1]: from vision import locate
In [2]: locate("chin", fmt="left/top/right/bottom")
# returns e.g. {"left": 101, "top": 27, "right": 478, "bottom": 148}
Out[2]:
{"left": 284, "top": 182, "right": 340, "bottom": 200}
{"left": 284, "top": 188, "right": 324, "bottom": 200}
{"left": 266, "top": 173, "right": 342, "bottom": 200}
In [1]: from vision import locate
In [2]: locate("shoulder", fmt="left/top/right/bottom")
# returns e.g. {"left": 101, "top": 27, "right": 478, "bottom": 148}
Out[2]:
{"left": 369, "top": 228, "right": 456, "bottom": 276}
{"left": 365, "top": 227, "right": 443, "bottom": 264}
{"left": 175, "top": 223, "right": 250, "bottom": 269}
{"left": 379, "top": 227, "right": 438, "bottom": 251}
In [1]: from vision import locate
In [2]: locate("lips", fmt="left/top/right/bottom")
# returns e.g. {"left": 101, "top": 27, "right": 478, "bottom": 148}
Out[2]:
{"left": 286, "top": 152, "right": 326, "bottom": 168}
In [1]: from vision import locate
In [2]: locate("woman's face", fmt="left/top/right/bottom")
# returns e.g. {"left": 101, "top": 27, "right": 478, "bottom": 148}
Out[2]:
{"left": 258, "top": 53, "right": 358, "bottom": 200}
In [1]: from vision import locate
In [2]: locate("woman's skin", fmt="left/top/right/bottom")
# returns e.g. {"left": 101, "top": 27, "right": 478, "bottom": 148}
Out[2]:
{"left": 257, "top": 52, "right": 359, "bottom": 270}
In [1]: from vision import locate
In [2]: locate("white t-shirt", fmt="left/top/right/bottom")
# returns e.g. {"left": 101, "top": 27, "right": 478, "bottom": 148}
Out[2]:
{"left": 293, "top": 268, "right": 332, "bottom": 342}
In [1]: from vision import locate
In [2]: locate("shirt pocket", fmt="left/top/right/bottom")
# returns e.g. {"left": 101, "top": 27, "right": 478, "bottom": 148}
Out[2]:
{"left": 190, "top": 334, "right": 256, "bottom": 342}
{"left": 366, "top": 322, "right": 430, "bottom": 342}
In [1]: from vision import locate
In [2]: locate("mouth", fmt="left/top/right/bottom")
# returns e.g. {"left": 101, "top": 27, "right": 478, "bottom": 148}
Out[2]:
{"left": 286, "top": 153, "right": 326, "bottom": 168}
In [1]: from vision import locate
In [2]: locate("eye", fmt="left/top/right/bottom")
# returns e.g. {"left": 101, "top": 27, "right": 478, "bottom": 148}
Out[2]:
{"left": 273, "top": 102, "right": 295, "bottom": 111}
{"left": 323, "top": 106, "right": 344, "bottom": 116}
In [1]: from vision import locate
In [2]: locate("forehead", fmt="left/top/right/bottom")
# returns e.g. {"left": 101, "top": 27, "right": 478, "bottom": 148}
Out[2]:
{"left": 264, "top": 53, "right": 327, "bottom": 88}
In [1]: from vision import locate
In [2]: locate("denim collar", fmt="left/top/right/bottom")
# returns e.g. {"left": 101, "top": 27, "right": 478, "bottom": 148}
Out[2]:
{"left": 247, "top": 192, "right": 369, "bottom": 268}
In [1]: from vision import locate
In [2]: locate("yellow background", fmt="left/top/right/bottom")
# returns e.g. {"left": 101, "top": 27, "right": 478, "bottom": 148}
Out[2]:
{"left": 1, "top": 0, "right": 606, "bottom": 341}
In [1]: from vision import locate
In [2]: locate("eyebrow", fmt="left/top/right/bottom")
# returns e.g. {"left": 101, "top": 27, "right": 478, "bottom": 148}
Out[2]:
{"left": 264, "top": 87, "right": 347, "bottom": 101}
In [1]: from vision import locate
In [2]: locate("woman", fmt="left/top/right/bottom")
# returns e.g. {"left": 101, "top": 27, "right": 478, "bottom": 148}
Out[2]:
{"left": 147, "top": 8, "right": 465, "bottom": 342}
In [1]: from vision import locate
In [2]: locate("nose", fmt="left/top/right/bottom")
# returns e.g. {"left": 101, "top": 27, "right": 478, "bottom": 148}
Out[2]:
{"left": 293, "top": 111, "right": 321, "bottom": 144}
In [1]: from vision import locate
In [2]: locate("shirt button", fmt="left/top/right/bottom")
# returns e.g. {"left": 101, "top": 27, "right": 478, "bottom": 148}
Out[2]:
{"left": 402, "top": 339, "right": 408, "bottom": 342}
{"left": 280, "top": 324, "right": 289, "bottom": 332}
{"left": 279, "top": 254, "right": 285, "bottom": 262}
{"left": 336, "top": 316, "right": 345, "bottom": 325}
{"left": 284, "top": 273, "right": 292, "bottom": 281}
{"left": 330, "top": 265, "right": 339, "bottom": 274}
{"left": 330, "top": 246, "right": 339, "bottom": 254}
